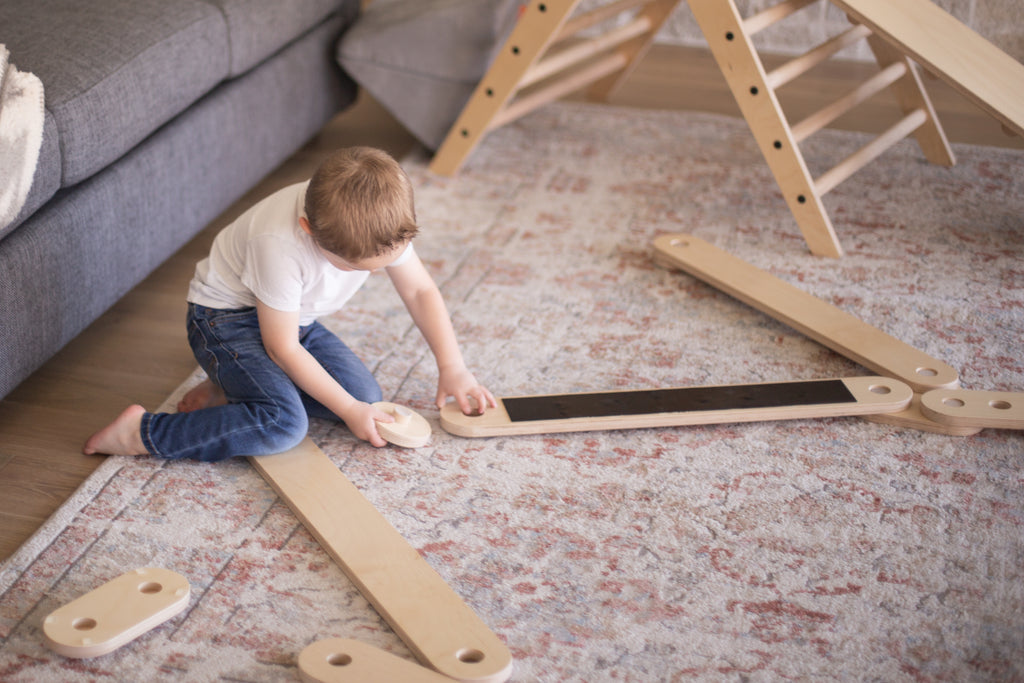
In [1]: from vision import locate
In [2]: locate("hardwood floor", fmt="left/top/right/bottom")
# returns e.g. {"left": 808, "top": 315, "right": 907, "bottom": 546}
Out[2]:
{"left": 1, "top": 44, "right": 1019, "bottom": 561}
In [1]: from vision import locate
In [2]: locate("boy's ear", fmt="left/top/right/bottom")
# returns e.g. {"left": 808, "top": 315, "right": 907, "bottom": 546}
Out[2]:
{"left": 299, "top": 216, "right": 313, "bottom": 235}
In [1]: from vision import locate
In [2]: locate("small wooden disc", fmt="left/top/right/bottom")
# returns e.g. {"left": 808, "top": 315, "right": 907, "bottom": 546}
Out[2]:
{"left": 373, "top": 402, "right": 431, "bottom": 448}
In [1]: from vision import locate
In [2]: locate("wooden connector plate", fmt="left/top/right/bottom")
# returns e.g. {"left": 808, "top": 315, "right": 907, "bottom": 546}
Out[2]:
{"left": 920, "top": 388, "right": 1024, "bottom": 429}
{"left": 249, "top": 440, "right": 512, "bottom": 683}
{"left": 440, "top": 376, "right": 911, "bottom": 437}
{"left": 43, "top": 567, "right": 190, "bottom": 658}
{"left": 863, "top": 392, "right": 982, "bottom": 436}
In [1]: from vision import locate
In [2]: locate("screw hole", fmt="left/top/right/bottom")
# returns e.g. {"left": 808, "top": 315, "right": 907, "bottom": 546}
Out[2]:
{"left": 73, "top": 618, "right": 97, "bottom": 631}
{"left": 725, "top": 31, "right": 734, "bottom": 40}
{"left": 538, "top": 2, "right": 547, "bottom": 10}
{"left": 327, "top": 653, "right": 353, "bottom": 667}
{"left": 990, "top": 400, "right": 1012, "bottom": 410}
{"left": 460, "top": 129, "right": 469, "bottom": 138}
{"left": 512, "top": 46, "right": 520, "bottom": 55}
{"left": 797, "top": 195, "right": 806, "bottom": 204}
{"left": 138, "top": 581, "right": 162, "bottom": 594}
{"left": 869, "top": 385, "right": 892, "bottom": 395}
{"left": 773, "top": 140, "right": 782, "bottom": 149}
{"left": 457, "top": 648, "right": 485, "bottom": 664}
{"left": 942, "top": 397, "right": 965, "bottom": 408}
{"left": 916, "top": 367, "right": 938, "bottom": 377}
{"left": 749, "top": 86, "right": 759, "bottom": 95}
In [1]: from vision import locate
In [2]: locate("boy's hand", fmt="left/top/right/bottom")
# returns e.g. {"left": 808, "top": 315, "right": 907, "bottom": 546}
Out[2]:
{"left": 436, "top": 365, "right": 497, "bottom": 416}
{"left": 340, "top": 402, "right": 394, "bottom": 447}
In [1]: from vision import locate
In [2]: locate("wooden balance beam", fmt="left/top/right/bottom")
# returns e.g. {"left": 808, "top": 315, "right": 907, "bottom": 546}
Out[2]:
{"left": 250, "top": 440, "right": 512, "bottom": 683}
{"left": 652, "top": 234, "right": 960, "bottom": 393}
{"left": 440, "top": 376, "right": 912, "bottom": 437}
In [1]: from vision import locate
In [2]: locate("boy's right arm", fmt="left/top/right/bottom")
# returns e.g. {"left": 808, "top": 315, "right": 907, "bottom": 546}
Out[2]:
{"left": 255, "top": 300, "right": 393, "bottom": 447}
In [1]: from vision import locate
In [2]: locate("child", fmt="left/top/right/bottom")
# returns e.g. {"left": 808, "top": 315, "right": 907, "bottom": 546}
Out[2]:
{"left": 84, "top": 147, "right": 495, "bottom": 460}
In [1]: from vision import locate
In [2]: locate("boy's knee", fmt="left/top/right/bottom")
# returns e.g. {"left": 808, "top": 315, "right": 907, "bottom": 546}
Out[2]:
{"left": 260, "top": 404, "right": 308, "bottom": 454}
{"left": 346, "top": 378, "right": 382, "bottom": 405}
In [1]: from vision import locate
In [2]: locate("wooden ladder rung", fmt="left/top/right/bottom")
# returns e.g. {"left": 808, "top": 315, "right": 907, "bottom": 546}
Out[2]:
{"left": 814, "top": 107, "right": 927, "bottom": 195}
{"left": 557, "top": 0, "right": 652, "bottom": 40}
{"left": 489, "top": 52, "right": 630, "bottom": 131}
{"left": 520, "top": 14, "right": 653, "bottom": 90}
{"left": 743, "top": 0, "right": 818, "bottom": 36}
{"left": 791, "top": 61, "right": 907, "bottom": 142}
{"left": 766, "top": 24, "right": 872, "bottom": 90}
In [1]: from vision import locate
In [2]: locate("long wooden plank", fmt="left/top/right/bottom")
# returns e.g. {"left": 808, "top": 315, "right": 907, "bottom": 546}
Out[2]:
{"left": 832, "top": 0, "right": 1024, "bottom": 137}
{"left": 440, "top": 377, "right": 911, "bottom": 437}
{"left": 250, "top": 440, "right": 512, "bottom": 683}
{"left": 652, "top": 233, "right": 959, "bottom": 393}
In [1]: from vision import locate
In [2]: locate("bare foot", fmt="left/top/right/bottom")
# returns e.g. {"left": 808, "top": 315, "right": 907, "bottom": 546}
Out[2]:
{"left": 83, "top": 405, "right": 147, "bottom": 456}
{"left": 177, "top": 379, "right": 226, "bottom": 413}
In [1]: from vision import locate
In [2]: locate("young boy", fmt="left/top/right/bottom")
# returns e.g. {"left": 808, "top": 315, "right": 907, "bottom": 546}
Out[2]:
{"left": 84, "top": 147, "right": 495, "bottom": 460}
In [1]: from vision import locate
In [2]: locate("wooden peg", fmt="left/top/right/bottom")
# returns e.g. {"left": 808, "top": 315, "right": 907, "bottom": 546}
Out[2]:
{"left": 299, "top": 638, "right": 454, "bottom": 683}
{"left": 373, "top": 402, "right": 431, "bottom": 448}
{"left": 440, "top": 376, "right": 911, "bottom": 437}
{"left": 43, "top": 567, "right": 190, "bottom": 658}
{"left": 920, "top": 389, "right": 1024, "bottom": 430}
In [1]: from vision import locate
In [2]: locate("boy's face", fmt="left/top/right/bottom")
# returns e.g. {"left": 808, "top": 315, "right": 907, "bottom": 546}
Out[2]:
{"left": 299, "top": 216, "right": 408, "bottom": 272}
{"left": 317, "top": 241, "right": 408, "bottom": 273}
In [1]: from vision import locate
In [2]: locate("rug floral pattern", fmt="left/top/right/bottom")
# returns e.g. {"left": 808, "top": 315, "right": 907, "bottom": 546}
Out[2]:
{"left": 2, "top": 103, "right": 1022, "bottom": 681}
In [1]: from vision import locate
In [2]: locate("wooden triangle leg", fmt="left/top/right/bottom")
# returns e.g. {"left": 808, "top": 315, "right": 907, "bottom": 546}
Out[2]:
{"left": 687, "top": 0, "right": 844, "bottom": 258}
{"left": 429, "top": 0, "right": 683, "bottom": 177}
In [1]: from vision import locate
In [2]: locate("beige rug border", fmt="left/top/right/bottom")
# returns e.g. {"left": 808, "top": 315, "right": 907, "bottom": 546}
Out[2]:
{"left": 0, "top": 368, "right": 206, "bottom": 594}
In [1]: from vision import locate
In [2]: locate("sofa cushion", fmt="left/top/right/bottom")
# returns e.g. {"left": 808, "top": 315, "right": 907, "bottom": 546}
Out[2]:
{"left": 0, "top": 0, "right": 230, "bottom": 191}
{"left": 205, "top": 0, "right": 359, "bottom": 77}
{"left": 337, "top": 0, "right": 520, "bottom": 150}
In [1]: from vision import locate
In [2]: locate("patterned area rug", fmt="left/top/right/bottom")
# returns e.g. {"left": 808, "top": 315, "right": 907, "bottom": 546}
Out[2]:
{"left": 2, "top": 102, "right": 1023, "bottom": 681}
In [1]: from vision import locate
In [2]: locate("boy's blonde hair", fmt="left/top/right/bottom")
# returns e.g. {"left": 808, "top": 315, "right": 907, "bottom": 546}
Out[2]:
{"left": 303, "top": 147, "right": 419, "bottom": 261}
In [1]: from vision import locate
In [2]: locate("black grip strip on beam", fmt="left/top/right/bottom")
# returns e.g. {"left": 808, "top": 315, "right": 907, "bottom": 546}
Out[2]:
{"left": 502, "top": 379, "right": 856, "bottom": 423}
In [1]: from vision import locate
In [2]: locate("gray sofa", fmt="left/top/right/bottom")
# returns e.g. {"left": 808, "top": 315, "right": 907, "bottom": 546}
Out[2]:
{"left": 0, "top": 0, "right": 362, "bottom": 399}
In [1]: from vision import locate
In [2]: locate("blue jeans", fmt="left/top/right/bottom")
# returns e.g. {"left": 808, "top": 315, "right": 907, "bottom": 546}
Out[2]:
{"left": 140, "top": 304, "right": 382, "bottom": 461}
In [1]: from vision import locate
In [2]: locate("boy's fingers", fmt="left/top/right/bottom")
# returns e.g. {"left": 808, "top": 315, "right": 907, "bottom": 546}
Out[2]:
{"left": 456, "top": 393, "right": 474, "bottom": 416}
{"left": 367, "top": 423, "right": 388, "bottom": 448}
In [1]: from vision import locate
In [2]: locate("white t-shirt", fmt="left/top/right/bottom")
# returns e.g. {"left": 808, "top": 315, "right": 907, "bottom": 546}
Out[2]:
{"left": 187, "top": 180, "right": 414, "bottom": 326}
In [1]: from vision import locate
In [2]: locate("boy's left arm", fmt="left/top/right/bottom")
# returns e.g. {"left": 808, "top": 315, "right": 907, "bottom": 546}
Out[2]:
{"left": 387, "top": 253, "right": 496, "bottom": 415}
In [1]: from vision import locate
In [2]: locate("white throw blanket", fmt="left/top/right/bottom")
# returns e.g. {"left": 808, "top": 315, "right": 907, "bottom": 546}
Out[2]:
{"left": 0, "top": 44, "right": 45, "bottom": 231}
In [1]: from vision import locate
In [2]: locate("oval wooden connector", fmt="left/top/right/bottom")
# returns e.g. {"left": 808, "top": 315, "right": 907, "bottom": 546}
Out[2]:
{"left": 920, "top": 388, "right": 1024, "bottom": 429}
{"left": 43, "top": 567, "right": 190, "bottom": 658}
{"left": 299, "top": 638, "right": 455, "bottom": 683}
